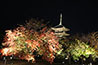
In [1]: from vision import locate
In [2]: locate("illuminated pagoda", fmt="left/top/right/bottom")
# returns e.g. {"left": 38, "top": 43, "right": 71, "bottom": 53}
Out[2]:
{"left": 51, "top": 13, "right": 70, "bottom": 37}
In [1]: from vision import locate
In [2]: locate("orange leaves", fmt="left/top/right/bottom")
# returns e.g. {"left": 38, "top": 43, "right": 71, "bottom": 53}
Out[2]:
{"left": 1, "top": 22, "right": 62, "bottom": 64}
{"left": 1, "top": 48, "right": 14, "bottom": 56}
{"left": 33, "top": 40, "right": 40, "bottom": 47}
{"left": 19, "top": 26, "right": 26, "bottom": 31}
{"left": 19, "top": 54, "right": 35, "bottom": 63}
{"left": 89, "top": 32, "right": 98, "bottom": 50}
{"left": 26, "top": 40, "right": 32, "bottom": 48}
{"left": 26, "top": 40, "right": 32, "bottom": 43}
{"left": 41, "top": 27, "right": 47, "bottom": 32}
{"left": 1, "top": 48, "right": 9, "bottom": 56}
{"left": 39, "top": 34, "right": 46, "bottom": 38}
{"left": 25, "top": 40, "right": 40, "bottom": 50}
{"left": 24, "top": 54, "right": 35, "bottom": 62}
{"left": 49, "top": 45, "right": 54, "bottom": 53}
{"left": 37, "top": 30, "right": 61, "bottom": 63}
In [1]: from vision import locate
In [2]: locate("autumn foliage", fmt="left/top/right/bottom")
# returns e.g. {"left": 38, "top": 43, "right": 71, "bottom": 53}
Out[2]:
{"left": 2, "top": 19, "right": 98, "bottom": 64}
{"left": 0, "top": 19, "right": 63, "bottom": 63}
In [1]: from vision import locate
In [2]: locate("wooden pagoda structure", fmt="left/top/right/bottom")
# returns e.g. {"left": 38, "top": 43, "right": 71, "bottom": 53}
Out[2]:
{"left": 51, "top": 13, "right": 70, "bottom": 37}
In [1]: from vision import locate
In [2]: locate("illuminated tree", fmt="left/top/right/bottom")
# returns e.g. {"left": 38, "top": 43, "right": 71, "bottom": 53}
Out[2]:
{"left": 0, "top": 19, "right": 63, "bottom": 63}
{"left": 66, "top": 39, "right": 97, "bottom": 61}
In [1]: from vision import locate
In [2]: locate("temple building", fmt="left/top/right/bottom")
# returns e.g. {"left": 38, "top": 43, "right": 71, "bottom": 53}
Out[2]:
{"left": 51, "top": 14, "right": 70, "bottom": 37}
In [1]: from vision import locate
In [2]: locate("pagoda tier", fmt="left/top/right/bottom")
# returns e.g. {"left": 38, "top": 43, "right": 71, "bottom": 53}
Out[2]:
{"left": 51, "top": 13, "right": 70, "bottom": 37}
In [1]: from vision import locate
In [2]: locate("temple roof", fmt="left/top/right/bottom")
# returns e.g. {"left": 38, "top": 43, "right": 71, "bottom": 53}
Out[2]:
{"left": 51, "top": 26, "right": 69, "bottom": 32}
{"left": 51, "top": 13, "right": 70, "bottom": 32}
{"left": 51, "top": 13, "right": 70, "bottom": 37}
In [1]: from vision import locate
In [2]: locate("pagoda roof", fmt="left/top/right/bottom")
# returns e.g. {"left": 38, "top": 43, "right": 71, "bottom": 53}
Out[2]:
{"left": 51, "top": 13, "right": 70, "bottom": 32}
{"left": 55, "top": 32, "right": 70, "bottom": 37}
{"left": 51, "top": 25, "right": 70, "bottom": 32}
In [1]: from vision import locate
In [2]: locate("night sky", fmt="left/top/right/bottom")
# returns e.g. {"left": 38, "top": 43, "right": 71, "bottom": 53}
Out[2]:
{"left": 0, "top": 0, "right": 98, "bottom": 34}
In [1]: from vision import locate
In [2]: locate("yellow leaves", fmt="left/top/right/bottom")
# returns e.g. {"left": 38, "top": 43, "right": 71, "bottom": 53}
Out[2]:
{"left": 56, "top": 49, "right": 63, "bottom": 55}
{"left": 94, "top": 45, "right": 98, "bottom": 49}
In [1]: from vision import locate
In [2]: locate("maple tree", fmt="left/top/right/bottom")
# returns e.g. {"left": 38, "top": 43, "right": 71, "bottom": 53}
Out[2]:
{"left": 0, "top": 19, "right": 63, "bottom": 63}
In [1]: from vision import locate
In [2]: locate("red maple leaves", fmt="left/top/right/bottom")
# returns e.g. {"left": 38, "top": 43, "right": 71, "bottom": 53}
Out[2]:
{"left": 0, "top": 25, "right": 62, "bottom": 63}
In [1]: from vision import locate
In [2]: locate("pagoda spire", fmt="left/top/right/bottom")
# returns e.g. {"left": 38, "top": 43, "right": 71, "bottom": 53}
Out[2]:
{"left": 59, "top": 13, "right": 62, "bottom": 25}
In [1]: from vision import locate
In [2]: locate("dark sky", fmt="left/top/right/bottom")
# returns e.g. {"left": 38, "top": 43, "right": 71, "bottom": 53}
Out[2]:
{"left": 0, "top": 0, "right": 98, "bottom": 34}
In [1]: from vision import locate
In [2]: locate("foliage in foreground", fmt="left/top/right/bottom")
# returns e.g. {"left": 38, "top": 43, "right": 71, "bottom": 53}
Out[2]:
{"left": 0, "top": 19, "right": 63, "bottom": 63}
{"left": 1, "top": 18, "right": 98, "bottom": 64}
